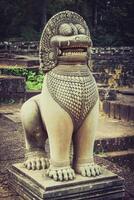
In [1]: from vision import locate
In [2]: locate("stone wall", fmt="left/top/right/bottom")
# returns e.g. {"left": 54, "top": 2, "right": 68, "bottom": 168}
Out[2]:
{"left": 0, "top": 42, "right": 133, "bottom": 101}
{"left": 0, "top": 42, "right": 133, "bottom": 86}
{"left": 91, "top": 47, "right": 134, "bottom": 86}
{"left": 0, "top": 42, "right": 133, "bottom": 70}
{"left": 103, "top": 100, "right": 134, "bottom": 122}
{"left": 92, "top": 47, "right": 134, "bottom": 71}
{"left": 0, "top": 41, "right": 134, "bottom": 59}
{"left": 0, "top": 41, "right": 39, "bottom": 56}
{"left": 0, "top": 76, "right": 25, "bottom": 101}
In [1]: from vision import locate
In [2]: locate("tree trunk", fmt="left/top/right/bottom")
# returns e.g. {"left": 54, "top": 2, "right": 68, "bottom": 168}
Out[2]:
{"left": 92, "top": 0, "right": 98, "bottom": 32}
{"left": 41, "top": 0, "right": 48, "bottom": 27}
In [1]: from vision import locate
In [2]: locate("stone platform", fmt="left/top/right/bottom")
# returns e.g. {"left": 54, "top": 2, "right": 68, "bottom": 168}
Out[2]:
{"left": 8, "top": 163, "right": 125, "bottom": 200}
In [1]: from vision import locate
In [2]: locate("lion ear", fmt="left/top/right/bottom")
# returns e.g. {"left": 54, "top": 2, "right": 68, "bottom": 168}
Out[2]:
{"left": 87, "top": 46, "right": 93, "bottom": 71}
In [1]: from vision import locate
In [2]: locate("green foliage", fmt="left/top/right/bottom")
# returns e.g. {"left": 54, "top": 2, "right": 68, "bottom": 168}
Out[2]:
{"left": 2, "top": 67, "right": 29, "bottom": 77}
{"left": 2, "top": 67, "right": 44, "bottom": 90}
{"left": 26, "top": 71, "right": 44, "bottom": 90}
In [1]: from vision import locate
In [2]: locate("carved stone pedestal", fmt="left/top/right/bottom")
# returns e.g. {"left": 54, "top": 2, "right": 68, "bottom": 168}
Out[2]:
{"left": 8, "top": 163, "right": 125, "bottom": 200}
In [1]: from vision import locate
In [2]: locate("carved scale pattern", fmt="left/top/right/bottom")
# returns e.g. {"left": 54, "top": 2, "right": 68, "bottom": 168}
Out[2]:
{"left": 47, "top": 71, "right": 98, "bottom": 130}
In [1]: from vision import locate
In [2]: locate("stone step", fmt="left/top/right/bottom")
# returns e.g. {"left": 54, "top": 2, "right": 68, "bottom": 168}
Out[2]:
{"left": 97, "top": 149, "right": 134, "bottom": 169}
{"left": 118, "top": 88, "right": 134, "bottom": 95}
{"left": 0, "top": 65, "right": 39, "bottom": 70}
{"left": 103, "top": 100, "right": 134, "bottom": 121}
{"left": 95, "top": 136, "right": 134, "bottom": 153}
{"left": 0, "top": 57, "right": 39, "bottom": 67}
{"left": 98, "top": 149, "right": 134, "bottom": 158}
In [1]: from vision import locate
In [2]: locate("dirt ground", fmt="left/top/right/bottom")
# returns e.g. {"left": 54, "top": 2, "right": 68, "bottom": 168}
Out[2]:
{"left": 0, "top": 103, "right": 134, "bottom": 199}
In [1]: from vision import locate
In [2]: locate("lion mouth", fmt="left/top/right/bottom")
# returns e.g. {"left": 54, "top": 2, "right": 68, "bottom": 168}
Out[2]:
{"left": 50, "top": 35, "right": 90, "bottom": 62}
{"left": 59, "top": 47, "right": 87, "bottom": 57}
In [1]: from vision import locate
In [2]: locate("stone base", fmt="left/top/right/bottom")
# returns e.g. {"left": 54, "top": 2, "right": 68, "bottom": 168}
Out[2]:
{"left": 8, "top": 163, "right": 125, "bottom": 200}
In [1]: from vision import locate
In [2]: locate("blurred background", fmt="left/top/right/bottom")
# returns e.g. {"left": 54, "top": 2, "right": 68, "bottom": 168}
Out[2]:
{"left": 0, "top": 0, "right": 134, "bottom": 46}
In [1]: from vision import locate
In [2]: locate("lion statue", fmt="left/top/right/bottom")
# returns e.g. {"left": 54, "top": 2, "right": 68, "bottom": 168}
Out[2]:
{"left": 21, "top": 10, "right": 102, "bottom": 181}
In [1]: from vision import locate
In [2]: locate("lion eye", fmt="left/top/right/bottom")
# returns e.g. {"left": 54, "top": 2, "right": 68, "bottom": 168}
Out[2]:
{"left": 59, "top": 23, "right": 73, "bottom": 36}
{"left": 75, "top": 24, "right": 86, "bottom": 34}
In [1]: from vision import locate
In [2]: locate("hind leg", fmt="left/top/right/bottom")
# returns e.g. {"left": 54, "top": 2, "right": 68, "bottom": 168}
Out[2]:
{"left": 73, "top": 99, "right": 102, "bottom": 176}
{"left": 21, "top": 95, "right": 49, "bottom": 170}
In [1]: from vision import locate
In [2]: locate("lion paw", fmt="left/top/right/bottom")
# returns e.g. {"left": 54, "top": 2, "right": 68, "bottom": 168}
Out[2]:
{"left": 24, "top": 151, "right": 49, "bottom": 170}
{"left": 24, "top": 157, "right": 49, "bottom": 170}
{"left": 46, "top": 166, "right": 75, "bottom": 181}
{"left": 75, "top": 163, "right": 102, "bottom": 177}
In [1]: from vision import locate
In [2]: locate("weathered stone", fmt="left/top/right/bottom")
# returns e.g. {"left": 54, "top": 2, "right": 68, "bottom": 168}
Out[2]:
{"left": 0, "top": 55, "right": 39, "bottom": 67}
{"left": 0, "top": 42, "right": 134, "bottom": 86}
{"left": 129, "top": 106, "right": 134, "bottom": 121}
{"left": 103, "top": 100, "right": 110, "bottom": 116}
{"left": 0, "top": 111, "right": 132, "bottom": 199}
{"left": 20, "top": 10, "right": 101, "bottom": 182}
{"left": 120, "top": 104, "right": 130, "bottom": 121}
{"left": 0, "top": 75, "right": 25, "bottom": 100}
{"left": 8, "top": 163, "right": 125, "bottom": 200}
{"left": 102, "top": 100, "right": 134, "bottom": 122}
{"left": 7, "top": 10, "right": 125, "bottom": 199}
{"left": 110, "top": 101, "right": 116, "bottom": 118}
{"left": 114, "top": 103, "right": 120, "bottom": 120}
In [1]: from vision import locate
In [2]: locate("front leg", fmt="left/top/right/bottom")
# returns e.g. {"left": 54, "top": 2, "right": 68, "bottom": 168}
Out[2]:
{"left": 73, "top": 99, "right": 102, "bottom": 176}
{"left": 40, "top": 85, "right": 75, "bottom": 181}
{"left": 21, "top": 95, "right": 49, "bottom": 170}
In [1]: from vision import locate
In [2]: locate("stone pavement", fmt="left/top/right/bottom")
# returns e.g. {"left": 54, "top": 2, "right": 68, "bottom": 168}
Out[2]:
{"left": 97, "top": 113, "right": 134, "bottom": 139}
{"left": 0, "top": 103, "right": 134, "bottom": 199}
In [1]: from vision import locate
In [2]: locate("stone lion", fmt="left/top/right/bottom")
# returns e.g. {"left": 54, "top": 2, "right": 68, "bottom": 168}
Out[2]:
{"left": 21, "top": 11, "right": 101, "bottom": 181}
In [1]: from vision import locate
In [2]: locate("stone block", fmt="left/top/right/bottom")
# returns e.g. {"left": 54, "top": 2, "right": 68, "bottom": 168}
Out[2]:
{"left": 129, "top": 105, "right": 134, "bottom": 121}
{"left": 110, "top": 102, "right": 115, "bottom": 118}
{"left": 120, "top": 104, "right": 130, "bottom": 121}
{"left": 8, "top": 163, "right": 125, "bottom": 200}
{"left": 114, "top": 103, "right": 120, "bottom": 120}
{"left": 103, "top": 100, "right": 110, "bottom": 116}
{"left": 0, "top": 75, "right": 25, "bottom": 100}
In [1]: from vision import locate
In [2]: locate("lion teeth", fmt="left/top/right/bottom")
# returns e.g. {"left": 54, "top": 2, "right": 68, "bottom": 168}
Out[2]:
{"left": 62, "top": 51, "right": 86, "bottom": 56}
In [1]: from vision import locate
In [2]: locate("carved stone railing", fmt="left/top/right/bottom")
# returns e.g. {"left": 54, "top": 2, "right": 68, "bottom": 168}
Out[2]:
{"left": 91, "top": 46, "right": 134, "bottom": 55}
{"left": 0, "top": 41, "right": 134, "bottom": 55}
{"left": 0, "top": 41, "right": 39, "bottom": 55}
{"left": 0, "top": 42, "right": 133, "bottom": 87}
{"left": 91, "top": 47, "right": 134, "bottom": 73}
